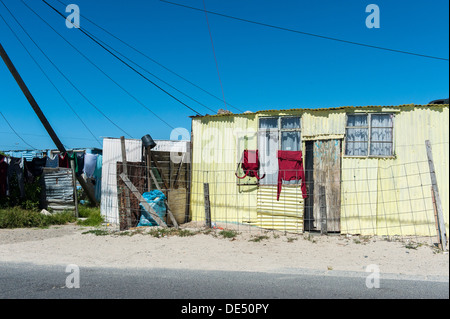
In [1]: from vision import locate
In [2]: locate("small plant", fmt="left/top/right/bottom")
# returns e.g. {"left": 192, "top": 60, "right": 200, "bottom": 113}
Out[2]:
{"left": 249, "top": 235, "right": 270, "bottom": 242}
{"left": 82, "top": 229, "right": 109, "bottom": 236}
{"left": 219, "top": 229, "right": 239, "bottom": 239}
{"left": 178, "top": 229, "right": 198, "bottom": 237}
{"left": 287, "top": 237, "right": 298, "bottom": 243}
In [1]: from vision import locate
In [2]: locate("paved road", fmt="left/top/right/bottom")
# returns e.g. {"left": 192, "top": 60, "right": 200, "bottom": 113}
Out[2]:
{"left": 0, "top": 262, "right": 448, "bottom": 301}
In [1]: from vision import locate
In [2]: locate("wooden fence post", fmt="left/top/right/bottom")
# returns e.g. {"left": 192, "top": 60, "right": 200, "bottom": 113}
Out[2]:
{"left": 204, "top": 183, "right": 211, "bottom": 228}
{"left": 425, "top": 140, "right": 447, "bottom": 251}
{"left": 120, "top": 136, "right": 132, "bottom": 230}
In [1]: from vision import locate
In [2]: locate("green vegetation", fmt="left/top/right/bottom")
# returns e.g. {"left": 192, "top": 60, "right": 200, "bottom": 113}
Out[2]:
{"left": 0, "top": 207, "right": 76, "bottom": 229}
{"left": 76, "top": 206, "right": 103, "bottom": 227}
{"left": 219, "top": 229, "right": 239, "bottom": 239}
{"left": 248, "top": 235, "right": 270, "bottom": 242}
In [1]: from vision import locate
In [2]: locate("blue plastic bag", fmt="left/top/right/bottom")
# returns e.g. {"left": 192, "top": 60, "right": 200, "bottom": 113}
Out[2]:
{"left": 137, "top": 190, "right": 167, "bottom": 227}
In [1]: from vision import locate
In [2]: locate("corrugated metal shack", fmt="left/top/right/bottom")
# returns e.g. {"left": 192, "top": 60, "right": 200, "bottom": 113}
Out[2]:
{"left": 189, "top": 103, "right": 449, "bottom": 237}
{"left": 41, "top": 167, "right": 76, "bottom": 212}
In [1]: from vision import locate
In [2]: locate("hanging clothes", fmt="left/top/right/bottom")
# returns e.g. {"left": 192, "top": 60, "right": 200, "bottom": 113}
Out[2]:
{"left": 93, "top": 154, "right": 102, "bottom": 202}
{"left": 59, "top": 153, "right": 69, "bottom": 168}
{"left": 76, "top": 153, "right": 85, "bottom": 176}
{"left": 31, "top": 157, "right": 46, "bottom": 176}
{"left": 45, "top": 154, "right": 59, "bottom": 168}
{"left": 0, "top": 155, "right": 8, "bottom": 198}
{"left": 235, "top": 150, "right": 265, "bottom": 180}
{"left": 83, "top": 153, "right": 98, "bottom": 178}
{"left": 277, "top": 150, "right": 307, "bottom": 201}
{"left": 7, "top": 157, "right": 25, "bottom": 198}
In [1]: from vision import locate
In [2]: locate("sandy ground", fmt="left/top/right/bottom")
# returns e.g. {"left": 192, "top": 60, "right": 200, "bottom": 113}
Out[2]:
{"left": 0, "top": 222, "right": 448, "bottom": 279}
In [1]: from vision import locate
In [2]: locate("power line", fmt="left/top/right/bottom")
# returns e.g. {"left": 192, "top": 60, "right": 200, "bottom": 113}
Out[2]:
{"left": 160, "top": 0, "right": 449, "bottom": 62}
{"left": 1, "top": 0, "right": 134, "bottom": 138}
{"left": 0, "top": 111, "right": 37, "bottom": 150}
{"left": 202, "top": 0, "right": 228, "bottom": 111}
{"left": 42, "top": 0, "right": 204, "bottom": 116}
{"left": 0, "top": 10, "right": 102, "bottom": 148}
{"left": 53, "top": 0, "right": 243, "bottom": 113}
{"left": 20, "top": 0, "right": 177, "bottom": 132}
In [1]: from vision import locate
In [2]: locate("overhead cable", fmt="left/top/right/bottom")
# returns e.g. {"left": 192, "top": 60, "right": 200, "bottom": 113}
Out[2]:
{"left": 160, "top": 0, "right": 449, "bottom": 62}
{"left": 42, "top": 0, "right": 204, "bottom": 116}
{"left": 3, "top": 0, "right": 133, "bottom": 138}
{"left": 53, "top": 0, "right": 243, "bottom": 113}
{"left": 0, "top": 10, "right": 102, "bottom": 147}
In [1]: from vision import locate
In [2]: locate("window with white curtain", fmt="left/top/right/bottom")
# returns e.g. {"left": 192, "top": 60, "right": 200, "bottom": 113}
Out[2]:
{"left": 258, "top": 116, "right": 301, "bottom": 185}
{"left": 345, "top": 113, "right": 394, "bottom": 157}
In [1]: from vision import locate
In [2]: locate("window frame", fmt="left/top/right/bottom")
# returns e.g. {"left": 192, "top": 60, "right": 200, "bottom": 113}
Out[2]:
{"left": 344, "top": 112, "right": 395, "bottom": 158}
{"left": 257, "top": 116, "right": 302, "bottom": 185}
{"left": 258, "top": 116, "right": 302, "bottom": 151}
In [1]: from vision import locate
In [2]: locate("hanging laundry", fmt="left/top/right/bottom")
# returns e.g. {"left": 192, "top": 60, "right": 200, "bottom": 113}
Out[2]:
{"left": 7, "top": 157, "right": 25, "bottom": 198}
{"left": 76, "top": 153, "right": 85, "bottom": 176}
{"left": 93, "top": 154, "right": 102, "bottom": 202}
{"left": 68, "top": 152, "right": 77, "bottom": 171}
{"left": 45, "top": 154, "right": 59, "bottom": 168}
{"left": 59, "top": 153, "right": 69, "bottom": 168}
{"left": 25, "top": 157, "right": 46, "bottom": 177}
{"left": 0, "top": 155, "right": 8, "bottom": 198}
{"left": 235, "top": 150, "right": 265, "bottom": 180}
{"left": 277, "top": 150, "right": 307, "bottom": 201}
{"left": 83, "top": 153, "right": 98, "bottom": 178}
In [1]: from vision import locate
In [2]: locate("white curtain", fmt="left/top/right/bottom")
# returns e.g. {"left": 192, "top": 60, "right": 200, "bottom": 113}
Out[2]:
{"left": 370, "top": 114, "right": 393, "bottom": 156}
{"left": 345, "top": 115, "right": 368, "bottom": 156}
{"left": 258, "top": 130, "right": 278, "bottom": 185}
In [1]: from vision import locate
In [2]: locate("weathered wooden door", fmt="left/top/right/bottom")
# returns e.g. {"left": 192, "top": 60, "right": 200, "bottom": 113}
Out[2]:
{"left": 312, "top": 139, "right": 341, "bottom": 232}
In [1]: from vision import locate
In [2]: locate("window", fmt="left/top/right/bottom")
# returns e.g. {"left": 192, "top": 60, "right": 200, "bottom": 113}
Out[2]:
{"left": 345, "top": 113, "right": 394, "bottom": 157}
{"left": 258, "top": 116, "right": 301, "bottom": 184}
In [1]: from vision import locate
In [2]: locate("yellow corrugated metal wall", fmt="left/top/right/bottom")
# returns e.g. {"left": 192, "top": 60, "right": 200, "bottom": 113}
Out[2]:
{"left": 341, "top": 106, "right": 449, "bottom": 236}
{"left": 190, "top": 105, "right": 449, "bottom": 236}
{"left": 190, "top": 114, "right": 259, "bottom": 224}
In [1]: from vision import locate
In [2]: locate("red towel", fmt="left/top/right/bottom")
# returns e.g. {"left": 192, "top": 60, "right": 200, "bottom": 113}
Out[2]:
{"left": 59, "top": 153, "right": 69, "bottom": 168}
{"left": 277, "top": 150, "right": 307, "bottom": 201}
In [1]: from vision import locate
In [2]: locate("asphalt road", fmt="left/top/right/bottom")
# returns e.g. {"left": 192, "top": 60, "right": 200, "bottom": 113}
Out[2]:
{"left": 0, "top": 262, "right": 448, "bottom": 301}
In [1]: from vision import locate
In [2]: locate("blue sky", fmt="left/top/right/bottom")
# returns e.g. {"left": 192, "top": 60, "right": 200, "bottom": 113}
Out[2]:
{"left": 0, "top": 0, "right": 448, "bottom": 151}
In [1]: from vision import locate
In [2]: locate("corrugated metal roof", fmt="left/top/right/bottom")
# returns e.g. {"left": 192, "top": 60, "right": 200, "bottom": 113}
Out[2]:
{"left": 192, "top": 103, "right": 449, "bottom": 119}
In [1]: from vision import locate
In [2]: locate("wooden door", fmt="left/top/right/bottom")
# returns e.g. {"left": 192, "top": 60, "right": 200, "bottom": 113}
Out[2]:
{"left": 312, "top": 139, "right": 341, "bottom": 232}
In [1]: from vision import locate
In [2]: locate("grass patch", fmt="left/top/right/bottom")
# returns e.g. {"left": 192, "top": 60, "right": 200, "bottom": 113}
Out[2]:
{"left": 82, "top": 229, "right": 110, "bottom": 236}
{"left": 77, "top": 206, "right": 103, "bottom": 227}
{"left": 219, "top": 229, "right": 239, "bottom": 239}
{"left": 0, "top": 207, "right": 76, "bottom": 229}
{"left": 249, "top": 235, "right": 270, "bottom": 242}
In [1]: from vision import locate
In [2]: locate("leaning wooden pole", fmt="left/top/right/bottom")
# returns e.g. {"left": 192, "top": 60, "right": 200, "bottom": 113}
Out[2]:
{"left": 425, "top": 140, "right": 447, "bottom": 251}
{"left": 0, "top": 43, "right": 98, "bottom": 206}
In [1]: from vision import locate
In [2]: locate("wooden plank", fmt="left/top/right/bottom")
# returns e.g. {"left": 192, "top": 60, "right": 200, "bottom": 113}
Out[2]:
{"left": 204, "top": 183, "right": 212, "bottom": 228}
{"left": 151, "top": 152, "right": 169, "bottom": 190}
{"left": 173, "top": 153, "right": 185, "bottom": 189}
{"left": 432, "top": 187, "right": 443, "bottom": 250}
{"left": 119, "top": 173, "right": 167, "bottom": 228}
{"left": 120, "top": 136, "right": 132, "bottom": 230}
{"left": 313, "top": 139, "right": 341, "bottom": 232}
{"left": 426, "top": 140, "right": 447, "bottom": 250}
{"left": 319, "top": 185, "right": 327, "bottom": 235}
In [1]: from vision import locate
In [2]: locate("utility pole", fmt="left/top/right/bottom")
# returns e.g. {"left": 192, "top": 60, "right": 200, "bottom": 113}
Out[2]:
{"left": 0, "top": 42, "right": 98, "bottom": 206}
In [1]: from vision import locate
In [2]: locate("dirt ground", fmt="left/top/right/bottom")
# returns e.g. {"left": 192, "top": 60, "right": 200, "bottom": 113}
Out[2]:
{"left": 0, "top": 222, "right": 448, "bottom": 279}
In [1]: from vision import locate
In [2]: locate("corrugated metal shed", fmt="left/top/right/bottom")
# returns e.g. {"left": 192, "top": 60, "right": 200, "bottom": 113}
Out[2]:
{"left": 190, "top": 104, "right": 449, "bottom": 236}
{"left": 100, "top": 137, "right": 143, "bottom": 224}
{"left": 42, "top": 168, "right": 75, "bottom": 212}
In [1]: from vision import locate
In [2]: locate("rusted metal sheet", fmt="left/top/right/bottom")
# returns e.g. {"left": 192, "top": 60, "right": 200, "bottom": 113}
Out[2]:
{"left": 42, "top": 167, "right": 75, "bottom": 212}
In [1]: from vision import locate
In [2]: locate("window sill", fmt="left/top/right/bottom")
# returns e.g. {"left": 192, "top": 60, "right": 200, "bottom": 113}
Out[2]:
{"left": 343, "top": 155, "right": 397, "bottom": 160}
